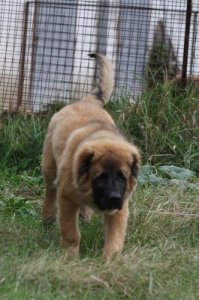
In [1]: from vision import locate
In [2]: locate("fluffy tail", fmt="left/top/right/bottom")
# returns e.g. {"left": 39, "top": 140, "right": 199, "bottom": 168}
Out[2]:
{"left": 88, "top": 53, "right": 115, "bottom": 104}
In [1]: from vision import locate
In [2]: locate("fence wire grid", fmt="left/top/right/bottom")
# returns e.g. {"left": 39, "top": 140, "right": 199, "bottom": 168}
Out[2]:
{"left": 0, "top": 0, "right": 199, "bottom": 112}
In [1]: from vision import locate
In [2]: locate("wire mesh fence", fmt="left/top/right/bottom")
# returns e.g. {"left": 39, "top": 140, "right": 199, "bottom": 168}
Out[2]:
{"left": 0, "top": 0, "right": 199, "bottom": 113}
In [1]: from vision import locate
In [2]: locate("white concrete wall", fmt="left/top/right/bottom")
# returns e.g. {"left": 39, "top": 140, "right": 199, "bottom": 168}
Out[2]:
{"left": 0, "top": 0, "right": 34, "bottom": 110}
{"left": 30, "top": 1, "right": 78, "bottom": 111}
{"left": 0, "top": 0, "right": 199, "bottom": 111}
{"left": 0, "top": 0, "right": 24, "bottom": 110}
{"left": 70, "top": 0, "right": 98, "bottom": 100}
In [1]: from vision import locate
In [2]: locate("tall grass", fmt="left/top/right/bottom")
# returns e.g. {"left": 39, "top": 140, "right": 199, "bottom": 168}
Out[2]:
{"left": 0, "top": 113, "right": 47, "bottom": 172}
{"left": 0, "top": 83, "right": 198, "bottom": 173}
{"left": 108, "top": 82, "right": 199, "bottom": 173}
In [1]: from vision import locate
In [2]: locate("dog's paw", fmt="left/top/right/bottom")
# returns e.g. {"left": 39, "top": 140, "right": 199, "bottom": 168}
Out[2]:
{"left": 103, "top": 243, "right": 123, "bottom": 261}
{"left": 42, "top": 212, "right": 56, "bottom": 224}
{"left": 79, "top": 206, "right": 93, "bottom": 223}
{"left": 61, "top": 239, "right": 80, "bottom": 259}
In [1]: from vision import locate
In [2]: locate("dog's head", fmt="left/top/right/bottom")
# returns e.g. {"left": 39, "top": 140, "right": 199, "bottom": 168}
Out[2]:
{"left": 73, "top": 140, "right": 140, "bottom": 213}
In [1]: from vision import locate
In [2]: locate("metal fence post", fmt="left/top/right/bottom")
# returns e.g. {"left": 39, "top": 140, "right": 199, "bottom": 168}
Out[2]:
{"left": 181, "top": 0, "right": 192, "bottom": 85}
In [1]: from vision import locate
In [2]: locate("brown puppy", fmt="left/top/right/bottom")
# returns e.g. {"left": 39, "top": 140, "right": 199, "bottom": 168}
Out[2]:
{"left": 42, "top": 53, "right": 141, "bottom": 259}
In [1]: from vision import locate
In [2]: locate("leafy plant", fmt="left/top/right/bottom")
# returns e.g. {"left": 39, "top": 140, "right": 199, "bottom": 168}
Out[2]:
{"left": 139, "top": 165, "right": 199, "bottom": 190}
{"left": 0, "top": 196, "right": 38, "bottom": 219}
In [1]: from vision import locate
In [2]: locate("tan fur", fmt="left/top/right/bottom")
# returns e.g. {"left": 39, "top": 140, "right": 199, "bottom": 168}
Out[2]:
{"left": 88, "top": 53, "right": 115, "bottom": 103}
{"left": 42, "top": 53, "right": 141, "bottom": 259}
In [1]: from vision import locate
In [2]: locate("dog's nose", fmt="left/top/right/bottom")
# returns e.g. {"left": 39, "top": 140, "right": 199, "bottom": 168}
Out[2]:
{"left": 109, "top": 191, "right": 121, "bottom": 201}
{"left": 108, "top": 192, "right": 122, "bottom": 209}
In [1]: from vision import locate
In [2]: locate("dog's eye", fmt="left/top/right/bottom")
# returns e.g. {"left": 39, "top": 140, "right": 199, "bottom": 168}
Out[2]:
{"left": 96, "top": 172, "right": 108, "bottom": 181}
{"left": 94, "top": 172, "right": 109, "bottom": 187}
{"left": 116, "top": 171, "right": 126, "bottom": 181}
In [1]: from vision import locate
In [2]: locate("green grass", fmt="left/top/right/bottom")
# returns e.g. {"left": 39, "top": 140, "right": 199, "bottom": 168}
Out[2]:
{"left": 0, "top": 171, "right": 199, "bottom": 299}
{"left": 0, "top": 82, "right": 199, "bottom": 174}
{"left": 0, "top": 83, "right": 199, "bottom": 299}
{"left": 107, "top": 82, "right": 199, "bottom": 173}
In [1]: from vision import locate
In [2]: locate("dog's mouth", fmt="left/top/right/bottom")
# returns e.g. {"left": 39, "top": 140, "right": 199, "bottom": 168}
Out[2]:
{"left": 94, "top": 196, "right": 123, "bottom": 212}
{"left": 94, "top": 205, "right": 119, "bottom": 215}
{"left": 103, "top": 208, "right": 119, "bottom": 215}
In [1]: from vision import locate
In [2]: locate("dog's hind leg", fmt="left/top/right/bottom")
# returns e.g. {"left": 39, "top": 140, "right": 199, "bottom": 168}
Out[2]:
{"left": 42, "top": 179, "right": 57, "bottom": 225}
{"left": 58, "top": 189, "right": 80, "bottom": 257}
{"left": 42, "top": 137, "right": 57, "bottom": 225}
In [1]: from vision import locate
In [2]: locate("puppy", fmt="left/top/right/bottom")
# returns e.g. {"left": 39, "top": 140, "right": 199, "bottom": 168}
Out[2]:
{"left": 42, "top": 53, "right": 141, "bottom": 259}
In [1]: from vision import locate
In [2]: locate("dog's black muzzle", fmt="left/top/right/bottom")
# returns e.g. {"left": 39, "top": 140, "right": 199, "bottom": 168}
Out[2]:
{"left": 92, "top": 172, "right": 126, "bottom": 211}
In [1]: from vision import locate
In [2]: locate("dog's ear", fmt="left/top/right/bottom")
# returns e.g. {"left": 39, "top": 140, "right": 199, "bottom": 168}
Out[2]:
{"left": 131, "top": 153, "right": 140, "bottom": 178}
{"left": 79, "top": 150, "right": 94, "bottom": 176}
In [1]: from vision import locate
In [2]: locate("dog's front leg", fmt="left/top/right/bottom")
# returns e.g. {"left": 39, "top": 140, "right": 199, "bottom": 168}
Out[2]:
{"left": 103, "top": 203, "right": 129, "bottom": 260}
{"left": 58, "top": 190, "right": 80, "bottom": 257}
